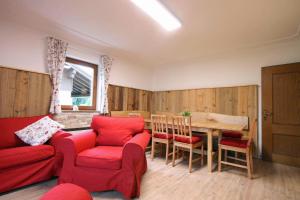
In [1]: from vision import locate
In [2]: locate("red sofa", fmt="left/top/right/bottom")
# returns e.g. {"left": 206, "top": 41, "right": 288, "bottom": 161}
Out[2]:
{"left": 58, "top": 116, "right": 150, "bottom": 199}
{"left": 0, "top": 115, "right": 71, "bottom": 193}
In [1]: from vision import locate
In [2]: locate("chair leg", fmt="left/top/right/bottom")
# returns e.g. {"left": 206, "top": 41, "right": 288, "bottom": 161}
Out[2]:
{"left": 189, "top": 146, "right": 193, "bottom": 173}
{"left": 224, "top": 150, "right": 228, "bottom": 162}
{"left": 151, "top": 140, "right": 155, "bottom": 160}
{"left": 250, "top": 147, "right": 254, "bottom": 173}
{"left": 201, "top": 144, "right": 204, "bottom": 166}
{"left": 172, "top": 144, "right": 176, "bottom": 167}
{"left": 246, "top": 150, "right": 252, "bottom": 179}
{"left": 218, "top": 145, "right": 222, "bottom": 172}
{"left": 166, "top": 142, "right": 169, "bottom": 165}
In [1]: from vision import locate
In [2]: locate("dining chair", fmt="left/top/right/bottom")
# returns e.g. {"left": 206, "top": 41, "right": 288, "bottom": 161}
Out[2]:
{"left": 172, "top": 116, "right": 204, "bottom": 173}
{"left": 151, "top": 114, "right": 173, "bottom": 164}
{"left": 218, "top": 119, "right": 257, "bottom": 178}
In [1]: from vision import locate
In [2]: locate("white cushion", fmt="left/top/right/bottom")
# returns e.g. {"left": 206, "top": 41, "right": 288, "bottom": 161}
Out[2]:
{"left": 15, "top": 116, "right": 64, "bottom": 146}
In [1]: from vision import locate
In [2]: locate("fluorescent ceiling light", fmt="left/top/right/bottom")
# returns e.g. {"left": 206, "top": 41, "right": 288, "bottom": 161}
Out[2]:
{"left": 131, "top": 0, "right": 181, "bottom": 31}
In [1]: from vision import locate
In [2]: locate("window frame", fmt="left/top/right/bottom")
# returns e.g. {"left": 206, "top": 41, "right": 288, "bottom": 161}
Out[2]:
{"left": 61, "top": 57, "right": 98, "bottom": 111}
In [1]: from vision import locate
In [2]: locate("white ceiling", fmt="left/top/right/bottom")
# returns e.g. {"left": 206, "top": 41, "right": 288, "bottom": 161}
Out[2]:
{"left": 1, "top": 0, "right": 300, "bottom": 67}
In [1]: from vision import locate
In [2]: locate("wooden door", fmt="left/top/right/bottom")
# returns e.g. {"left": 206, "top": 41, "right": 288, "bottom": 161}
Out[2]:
{"left": 262, "top": 63, "right": 300, "bottom": 167}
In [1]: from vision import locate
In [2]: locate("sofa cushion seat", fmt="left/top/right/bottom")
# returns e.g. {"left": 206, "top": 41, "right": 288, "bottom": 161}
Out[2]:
{"left": 76, "top": 146, "right": 123, "bottom": 170}
{"left": 0, "top": 145, "right": 54, "bottom": 170}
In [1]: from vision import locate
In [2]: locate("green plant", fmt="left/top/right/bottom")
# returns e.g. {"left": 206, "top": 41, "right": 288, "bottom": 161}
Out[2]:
{"left": 181, "top": 111, "right": 191, "bottom": 117}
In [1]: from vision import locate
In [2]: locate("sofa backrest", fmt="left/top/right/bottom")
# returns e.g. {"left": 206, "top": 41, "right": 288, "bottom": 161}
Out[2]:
{"left": 0, "top": 115, "right": 51, "bottom": 149}
{"left": 91, "top": 116, "right": 145, "bottom": 134}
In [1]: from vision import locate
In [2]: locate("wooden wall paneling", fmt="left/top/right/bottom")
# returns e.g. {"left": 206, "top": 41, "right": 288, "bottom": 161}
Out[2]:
{"left": 27, "top": 73, "right": 52, "bottom": 117}
{"left": 0, "top": 67, "right": 17, "bottom": 118}
{"left": 0, "top": 66, "right": 52, "bottom": 118}
{"left": 107, "top": 84, "right": 152, "bottom": 112}
{"left": 216, "top": 87, "right": 234, "bottom": 115}
{"left": 14, "top": 71, "right": 30, "bottom": 117}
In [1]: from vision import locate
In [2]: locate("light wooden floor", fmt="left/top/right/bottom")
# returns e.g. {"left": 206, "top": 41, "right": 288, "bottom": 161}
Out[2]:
{"left": 1, "top": 153, "right": 300, "bottom": 200}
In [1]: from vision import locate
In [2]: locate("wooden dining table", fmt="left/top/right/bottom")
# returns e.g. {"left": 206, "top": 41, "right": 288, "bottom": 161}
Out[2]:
{"left": 144, "top": 118, "right": 246, "bottom": 172}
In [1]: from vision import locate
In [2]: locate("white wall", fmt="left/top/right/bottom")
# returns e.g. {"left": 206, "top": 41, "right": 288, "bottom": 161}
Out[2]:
{"left": 152, "top": 38, "right": 300, "bottom": 90}
{"left": 0, "top": 19, "right": 152, "bottom": 91}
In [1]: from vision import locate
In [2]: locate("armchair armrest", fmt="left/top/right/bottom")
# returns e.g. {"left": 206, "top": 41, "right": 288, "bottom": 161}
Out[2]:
{"left": 122, "top": 130, "right": 150, "bottom": 169}
{"left": 60, "top": 130, "right": 97, "bottom": 165}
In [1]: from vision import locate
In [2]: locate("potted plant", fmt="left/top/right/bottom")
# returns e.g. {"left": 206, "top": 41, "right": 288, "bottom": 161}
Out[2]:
{"left": 181, "top": 111, "right": 191, "bottom": 123}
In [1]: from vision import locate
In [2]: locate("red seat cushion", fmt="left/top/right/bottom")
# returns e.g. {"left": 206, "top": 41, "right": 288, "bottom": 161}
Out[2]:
{"left": 0, "top": 115, "right": 52, "bottom": 149}
{"left": 220, "top": 138, "right": 248, "bottom": 148}
{"left": 222, "top": 130, "right": 243, "bottom": 139}
{"left": 0, "top": 145, "right": 54, "bottom": 169}
{"left": 76, "top": 146, "right": 123, "bottom": 170}
{"left": 175, "top": 136, "right": 202, "bottom": 144}
{"left": 153, "top": 133, "right": 173, "bottom": 140}
{"left": 92, "top": 116, "right": 145, "bottom": 146}
{"left": 41, "top": 183, "right": 92, "bottom": 200}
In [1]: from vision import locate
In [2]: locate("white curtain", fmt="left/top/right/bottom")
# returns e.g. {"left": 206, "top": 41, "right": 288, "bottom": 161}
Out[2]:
{"left": 47, "top": 37, "right": 68, "bottom": 114}
{"left": 99, "top": 55, "right": 113, "bottom": 114}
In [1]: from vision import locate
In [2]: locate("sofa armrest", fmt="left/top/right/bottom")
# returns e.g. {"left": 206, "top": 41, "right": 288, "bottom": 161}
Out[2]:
{"left": 122, "top": 130, "right": 150, "bottom": 169}
{"left": 49, "top": 130, "right": 72, "bottom": 147}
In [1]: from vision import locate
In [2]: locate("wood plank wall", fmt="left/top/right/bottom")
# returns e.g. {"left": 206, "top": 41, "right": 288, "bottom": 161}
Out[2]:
{"left": 0, "top": 66, "right": 52, "bottom": 118}
{"left": 152, "top": 85, "right": 258, "bottom": 154}
{"left": 107, "top": 84, "right": 152, "bottom": 112}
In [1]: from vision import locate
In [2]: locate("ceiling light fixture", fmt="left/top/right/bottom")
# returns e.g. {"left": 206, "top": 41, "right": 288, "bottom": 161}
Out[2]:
{"left": 130, "top": 0, "right": 181, "bottom": 31}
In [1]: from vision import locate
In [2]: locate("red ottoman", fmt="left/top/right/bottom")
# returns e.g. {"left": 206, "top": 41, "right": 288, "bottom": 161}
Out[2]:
{"left": 41, "top": 183, "right": 93, "bottom": 200}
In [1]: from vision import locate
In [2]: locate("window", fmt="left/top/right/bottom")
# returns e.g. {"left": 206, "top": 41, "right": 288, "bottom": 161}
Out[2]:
{"left": 60, "top": 57, "right": 98, "bottom": 110}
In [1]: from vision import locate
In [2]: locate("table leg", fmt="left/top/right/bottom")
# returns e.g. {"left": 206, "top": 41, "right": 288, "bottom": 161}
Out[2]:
{"left": 207, "top": 129, "right": 213, "bottom": 172}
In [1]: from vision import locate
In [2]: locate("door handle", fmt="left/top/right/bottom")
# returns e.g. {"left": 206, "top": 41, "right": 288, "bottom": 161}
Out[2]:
{"left": 263, "top": 109, "right": 273, "bottom": 120}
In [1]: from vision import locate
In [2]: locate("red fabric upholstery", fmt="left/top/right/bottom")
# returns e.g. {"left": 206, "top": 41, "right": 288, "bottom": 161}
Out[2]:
{"left": 92, "top": 116, "right": 144, "bottom": 146}
{"left": 0, "top": 115, "right": 71, "bottom": 193}
{"left": 220, "top": 138, "right": 248, "bottom": 148}
{"left": 0, "top": 145, "right": 54, "bottom": 170}
{"left": 0, "top": 115, "right": 51, "bottom": 149}
{"left": 222, "top": 130, "right": 243, "bottom": 139}
{"left": 59, "top": 117, "right": 150, "bottom": 199}
{"left": 96, "top": 129, "right": 132, "bottom": 146}
{"left": 77, "top": 146, "right": 122, "bottom": 170}
{"left": 153, "top": 133, "right": 173, "bottom": 140}
{"left": 41, "top": 183, "right": 92, "bottom": 200}
{"left": 175, "top": 136, "right": 202, "bottom": 144}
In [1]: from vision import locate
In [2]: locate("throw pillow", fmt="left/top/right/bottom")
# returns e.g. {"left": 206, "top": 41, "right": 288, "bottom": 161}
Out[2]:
{"left": 15, "top": 116, "right": 64, "bottom": 146}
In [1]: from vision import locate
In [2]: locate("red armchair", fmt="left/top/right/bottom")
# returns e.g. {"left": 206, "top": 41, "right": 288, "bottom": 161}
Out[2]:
{"left": 58, "top": 116, "right": 150, "bottom": 199}
{"left": 0, "top": 115, "right": 71, "bottom": 193}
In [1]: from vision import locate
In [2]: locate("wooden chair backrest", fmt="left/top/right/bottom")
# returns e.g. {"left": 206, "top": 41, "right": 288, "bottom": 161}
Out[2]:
{"left": 151, "top": 114, "right": 169, "bottom": 136}
{"left": 247, "top": 118, "right": 258, "bottom": 147}
{"left": 172, "top": 116, "right": 192, "bottom": 141}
